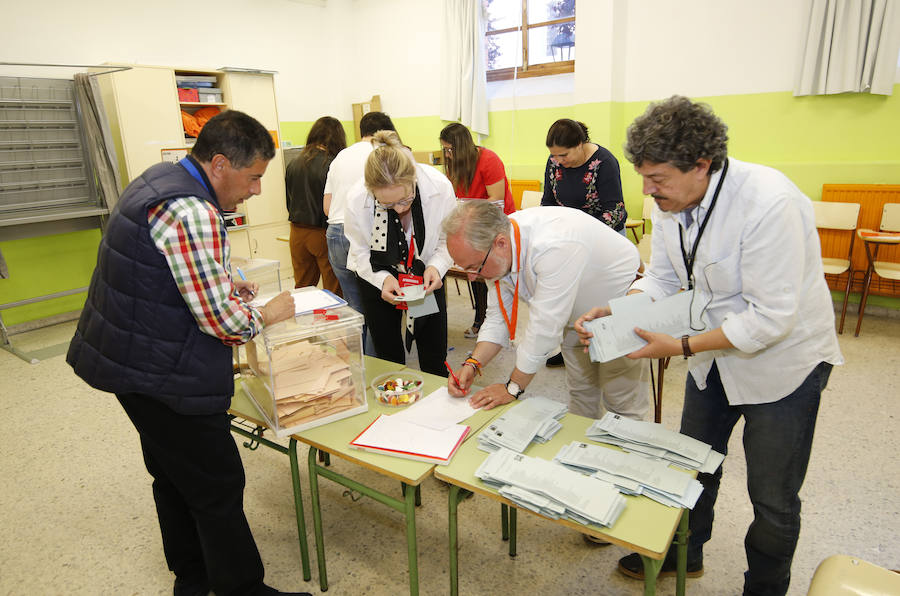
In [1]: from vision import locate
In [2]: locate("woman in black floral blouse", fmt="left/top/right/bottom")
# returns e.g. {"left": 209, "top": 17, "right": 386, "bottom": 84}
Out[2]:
{"left": 540, "top": 118, "right": 628, "bottom": 233}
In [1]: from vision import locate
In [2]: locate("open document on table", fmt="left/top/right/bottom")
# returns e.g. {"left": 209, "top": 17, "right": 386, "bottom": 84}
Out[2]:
{"left": 250, "top": 287, "right": 346, "bottom": 316}
{"left": 349, "top": 414, "right": 470, "bottom": 465}
{"left": 583, "top": 290, "right": 701, "bottom": 363}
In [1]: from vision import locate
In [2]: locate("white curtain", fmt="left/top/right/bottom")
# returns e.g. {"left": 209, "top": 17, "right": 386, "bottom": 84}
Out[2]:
{"left": 795, "top": 0, "right": 900, "bottom": 96}
{"left": 440, "top": 0, "right": 490, "bottom": 136}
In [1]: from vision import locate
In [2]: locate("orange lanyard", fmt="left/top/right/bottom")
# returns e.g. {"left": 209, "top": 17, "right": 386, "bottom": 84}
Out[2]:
{"left": 495, "top": 219, "right": 521, "bottom": 340}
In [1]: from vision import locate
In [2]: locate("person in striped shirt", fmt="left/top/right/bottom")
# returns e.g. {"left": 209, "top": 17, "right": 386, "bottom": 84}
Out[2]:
{"left": 68, "top": 111, "right": 306, "bottom": 596}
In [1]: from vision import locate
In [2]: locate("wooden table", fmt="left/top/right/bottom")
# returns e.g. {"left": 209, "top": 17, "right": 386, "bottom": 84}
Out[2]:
{"left": 434, "top": 411, "right": 692, "bottom": 596}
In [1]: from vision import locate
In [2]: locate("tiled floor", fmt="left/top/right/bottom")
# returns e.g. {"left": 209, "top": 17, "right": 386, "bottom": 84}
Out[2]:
{"left": 1, "top": 284, "right": 898, "bottom": 596}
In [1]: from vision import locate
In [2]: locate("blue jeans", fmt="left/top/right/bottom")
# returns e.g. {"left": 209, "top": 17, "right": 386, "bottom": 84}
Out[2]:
{"left": 326, "top": 223, "right": 375, "bottom": 356}
{"left": 681, "top": 360, "right": 831, "bottom": 596}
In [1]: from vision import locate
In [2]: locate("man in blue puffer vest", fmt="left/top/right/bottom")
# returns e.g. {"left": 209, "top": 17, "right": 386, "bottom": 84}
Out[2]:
{"left": 67, "top": 110, "right": 308, "bottom": 596}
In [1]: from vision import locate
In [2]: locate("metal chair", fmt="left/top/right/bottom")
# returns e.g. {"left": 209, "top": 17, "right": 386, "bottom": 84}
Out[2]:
{"left": 812, "top": 201, "right": 860, "bottom": 334}
{"left": 807, "top": 554, "right": 900, "bottom": 595}
{"left": 520, "top": 190, "right": 542, "bottom": 209}
{"left": 855, "top": 203, "right": 900, "bottom": 336}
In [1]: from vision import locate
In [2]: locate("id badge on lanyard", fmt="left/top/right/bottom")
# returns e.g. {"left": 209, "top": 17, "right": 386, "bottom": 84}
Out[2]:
{"left": 396, "top": 235, "right": 422, "bottom": 311}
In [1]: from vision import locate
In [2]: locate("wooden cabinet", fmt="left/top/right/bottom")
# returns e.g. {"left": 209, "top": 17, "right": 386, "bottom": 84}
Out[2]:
{"left": 97, "top": 64, "right": 290, "bottom": 278}
{"left": 248, "top": 222, "right": 293, "bottom": 284}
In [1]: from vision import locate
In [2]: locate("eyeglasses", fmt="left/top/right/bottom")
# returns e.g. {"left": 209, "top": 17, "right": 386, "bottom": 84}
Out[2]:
{"left": 463, "top": 239, "right": 495, "bottom": 275}
{"left": 376, "top": 195, "right": 416, "bottom": 210}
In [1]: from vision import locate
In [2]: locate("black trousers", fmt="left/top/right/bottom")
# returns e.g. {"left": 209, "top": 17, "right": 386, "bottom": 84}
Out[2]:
{"left": 358, "top": 275, "right": 449, "bottom": 377}
{"left": 117, "top": 393, "right": 265, "bottom": 596}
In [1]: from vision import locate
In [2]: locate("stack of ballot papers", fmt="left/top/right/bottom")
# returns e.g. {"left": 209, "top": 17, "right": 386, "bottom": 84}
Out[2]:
{"left": 586, "top": 413, "right": 724, "bottom": 474}
{"left": 583, "top": 291, "right": 696, "bottom": 363}
{"left": 477, "top": 396, "right": 567, "bottom": 453}
{"left": 475, "top": 448, "right": 626, "bottom": 527}
{"left": 554, "top": 441, "right": 703, "bottom": 508}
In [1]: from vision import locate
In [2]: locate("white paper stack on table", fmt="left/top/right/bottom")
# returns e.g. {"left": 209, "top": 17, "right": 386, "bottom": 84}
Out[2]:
{"left": 476, "top": 448, "right": 626, "bottom": 527}
{"left": 586, "top": 413, "right": 724, "bottom": 474}
{"left": 583, "top": 291, "right": 698, "bottom": 363}
{"left": 554, "top": 441, "right": 704, "bottom": 508}
{"left": 477, "top": 396, "right": 567, "bottom": 453}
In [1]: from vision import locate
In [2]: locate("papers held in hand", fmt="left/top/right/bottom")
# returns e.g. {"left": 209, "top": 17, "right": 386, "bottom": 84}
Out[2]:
{"left": 393, "top": 284, "right": 425, "bottom": 302}
{"left": 583, "top": 291, "right": 699, "bottom": 363}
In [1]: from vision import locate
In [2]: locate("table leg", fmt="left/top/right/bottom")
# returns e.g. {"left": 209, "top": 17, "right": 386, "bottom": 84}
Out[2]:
{"left": 501, "top": 504, "right": 509, "bottom": 541}
{"left": 855, "top": 242, "right": 879, "bottom": 337}
{"left": 674, "top": 509, "right": 689, "bottom": 596}
{"left": 509, "top": 506, "right": 517, "bottom": 557}
{"left": 640, "top": 555, "right": 664, "bottom": 596}
{"left": 449, "top": 485, "right": 461, "bottom": 596}
{"left": 402, "top": 482, "right": 419, "bottom": 596}
{"left": 288, "top": 438, "right": 312, "bottom": 581}
{"left": 307, "top": 447, "right": 329, "bottom": 592}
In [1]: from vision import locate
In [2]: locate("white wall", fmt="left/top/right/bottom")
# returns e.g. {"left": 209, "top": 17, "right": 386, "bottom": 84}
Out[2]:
{"left": 619, "top": 0, "right": 808, "bottom": 101}
{"left": 2, "top": 0, "right": 884, "bottom": 124}
{"left": 1, "top": 0, "right": 343, "bottom": 121}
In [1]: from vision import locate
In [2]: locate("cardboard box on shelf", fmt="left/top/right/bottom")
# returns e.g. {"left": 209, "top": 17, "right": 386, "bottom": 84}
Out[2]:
{"left": 351, "top": 95, "right": 382, "bottom": 141}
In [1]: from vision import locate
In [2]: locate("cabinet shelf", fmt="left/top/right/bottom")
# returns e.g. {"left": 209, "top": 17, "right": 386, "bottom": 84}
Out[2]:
{"left": 179, "top": 102, "right": 228, "bottom": 108}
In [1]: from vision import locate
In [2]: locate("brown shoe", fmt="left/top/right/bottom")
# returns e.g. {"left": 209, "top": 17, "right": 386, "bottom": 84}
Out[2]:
{"left": 617, "top": 552, "right": 704, "bottom": 579}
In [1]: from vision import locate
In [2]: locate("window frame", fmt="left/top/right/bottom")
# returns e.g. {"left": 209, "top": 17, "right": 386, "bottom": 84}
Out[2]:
{"left": 485, "top": 0, "right": 576, "bottom": 82}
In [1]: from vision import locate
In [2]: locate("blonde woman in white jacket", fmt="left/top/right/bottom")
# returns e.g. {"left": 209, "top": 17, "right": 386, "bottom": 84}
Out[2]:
{"left": 344, "top": 131, "right": 457, "bottom": 376}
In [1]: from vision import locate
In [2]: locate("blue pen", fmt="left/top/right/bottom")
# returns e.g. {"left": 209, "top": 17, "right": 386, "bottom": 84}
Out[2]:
{"left": 236, "top": 267, "right": 255, "bottom": 298}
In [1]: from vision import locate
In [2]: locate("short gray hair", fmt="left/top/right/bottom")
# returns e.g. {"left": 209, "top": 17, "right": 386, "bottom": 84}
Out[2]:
{"left": 442, "top": 201, "right": 508, "bottom": 252}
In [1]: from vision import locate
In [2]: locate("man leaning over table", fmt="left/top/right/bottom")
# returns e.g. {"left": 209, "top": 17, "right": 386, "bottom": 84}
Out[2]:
{"left": 575, "top": 95, "right": 843, "bottom": 596}
{"left": 67, "top": 110, "right": 310, "bottom": 596}
{"left": 443, "top": 200, "right": 649, "bottom": 420}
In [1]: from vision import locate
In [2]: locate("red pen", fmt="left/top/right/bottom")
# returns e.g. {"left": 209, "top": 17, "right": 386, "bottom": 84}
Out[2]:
{"left": 444, "top": 360, "right": 461, "bottom": 388}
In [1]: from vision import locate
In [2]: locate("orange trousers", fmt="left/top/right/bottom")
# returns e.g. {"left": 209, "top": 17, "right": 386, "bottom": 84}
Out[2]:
{"left": 289, "top": 223, "right": 341, "bottom": 295}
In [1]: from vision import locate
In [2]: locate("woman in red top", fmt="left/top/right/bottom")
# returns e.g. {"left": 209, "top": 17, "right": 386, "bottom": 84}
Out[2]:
{"left": 439, "top": 123, "right": 515, "bottom": 338}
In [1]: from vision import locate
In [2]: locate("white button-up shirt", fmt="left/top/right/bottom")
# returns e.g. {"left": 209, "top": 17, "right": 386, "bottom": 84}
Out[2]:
{"left": 478, "top": 207, "right": 641, "bottom": 375}
{"left": 631, "top": 158, "right": 843, "bottom": 405}
{"left": 344, "top": 163, "right": 457, "bottom": 290}
{"left": 324, "top": 141, "right": 373, "bottom": 227}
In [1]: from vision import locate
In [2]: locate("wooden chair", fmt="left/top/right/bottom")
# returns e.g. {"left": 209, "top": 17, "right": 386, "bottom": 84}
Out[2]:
{"left": 855, "top": 203, "right": 900, "bottom": 336}
{"left": 812, "top": 201, "right": 860, "bottom": 334}
{"left": 624, "top": 197, "right": 656, "bottom": 242}
{"left": 520, "top": 190, "right": 542, "bottom": 209}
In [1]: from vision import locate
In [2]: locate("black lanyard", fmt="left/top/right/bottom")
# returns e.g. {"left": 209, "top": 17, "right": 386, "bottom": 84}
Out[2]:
{"left": 678, "top": 158, "right": 728, "bottom": 289}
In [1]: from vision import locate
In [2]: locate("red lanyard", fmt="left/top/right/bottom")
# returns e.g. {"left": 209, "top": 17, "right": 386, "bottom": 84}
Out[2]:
{"left": 494, "top": 219, "right": 521, "bottom": 340}
{"left": 406, "top": 233, "right": 415, "bottom": 269}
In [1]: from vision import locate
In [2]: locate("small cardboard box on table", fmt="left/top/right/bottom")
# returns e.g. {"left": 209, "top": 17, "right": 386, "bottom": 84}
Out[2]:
{"left": 240, "top": 303, "right": 367, "bottom": 436}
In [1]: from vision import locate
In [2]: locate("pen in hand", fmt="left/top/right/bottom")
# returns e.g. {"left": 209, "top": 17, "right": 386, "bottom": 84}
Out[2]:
{"left": 236, "top": 267, "right": 256, "bottom": 298}
{"left": 444, "top": 360, "right": 463, "bottom": 391}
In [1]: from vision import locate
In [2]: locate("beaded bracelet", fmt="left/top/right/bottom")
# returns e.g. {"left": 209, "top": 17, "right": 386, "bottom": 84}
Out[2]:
{"left": 463, "top": 357, "right": 483, "bottom": 376}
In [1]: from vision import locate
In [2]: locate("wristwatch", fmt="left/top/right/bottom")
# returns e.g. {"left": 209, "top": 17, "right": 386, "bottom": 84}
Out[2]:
{"left": 505, "top": 379, "right": 525, "bottom": 400}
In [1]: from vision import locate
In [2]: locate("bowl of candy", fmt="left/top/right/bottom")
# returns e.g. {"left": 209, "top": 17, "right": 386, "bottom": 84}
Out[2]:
{"left": 371, "top": 372, "right": 425, "bottom": 407}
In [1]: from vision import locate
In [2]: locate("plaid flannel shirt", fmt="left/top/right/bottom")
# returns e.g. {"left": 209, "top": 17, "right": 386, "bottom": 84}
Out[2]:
{"left": 148, "top": 197, "right": 263, "bottom": 345}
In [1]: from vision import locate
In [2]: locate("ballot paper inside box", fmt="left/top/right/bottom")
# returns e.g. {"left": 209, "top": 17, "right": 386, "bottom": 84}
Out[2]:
{"left": 239, "top": 305, "right": 367, "bottom": 436}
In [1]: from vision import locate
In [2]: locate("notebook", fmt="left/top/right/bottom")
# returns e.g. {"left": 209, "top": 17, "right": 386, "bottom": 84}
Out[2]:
{"left": 349, "top": 414, "right": 470, "bottom": 465}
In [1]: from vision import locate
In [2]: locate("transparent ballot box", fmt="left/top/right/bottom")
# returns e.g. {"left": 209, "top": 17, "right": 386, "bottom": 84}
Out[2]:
{"left": 232, "top": 257, "right": 282, "bottom": 296}
{"left": 239, "top": 303, "right": 367, "bottom": 436}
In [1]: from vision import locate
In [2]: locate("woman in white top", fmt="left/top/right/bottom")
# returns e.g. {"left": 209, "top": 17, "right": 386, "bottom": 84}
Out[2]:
{"left": 344, "top": 131, "right": 457, "bottom": 376}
